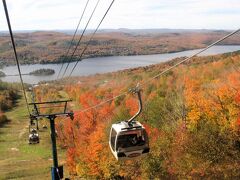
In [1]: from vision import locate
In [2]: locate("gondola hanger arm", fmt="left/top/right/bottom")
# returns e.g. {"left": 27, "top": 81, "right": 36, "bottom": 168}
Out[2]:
{"left": 127, "top": 84, "right": 142, "bottom": 124}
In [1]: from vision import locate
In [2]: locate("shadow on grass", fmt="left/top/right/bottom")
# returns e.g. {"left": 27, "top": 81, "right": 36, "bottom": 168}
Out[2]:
{"left": 0, "top": 119, "right": 11, "bottom": 128}
{"left": 3, "top": 94, "right": 23, "bottom": 113}
{"left": 4, "top": 166, "right": 49, "bottom": 179}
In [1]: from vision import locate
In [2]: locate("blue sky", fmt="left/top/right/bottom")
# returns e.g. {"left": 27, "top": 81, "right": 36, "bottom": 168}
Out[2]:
{"left": 0, "top": 0, "right": 239, "bottom": 30}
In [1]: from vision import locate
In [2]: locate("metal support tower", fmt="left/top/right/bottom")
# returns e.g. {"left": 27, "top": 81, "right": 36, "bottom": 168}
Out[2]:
{"left": 29, "top": 100, "right": 74, "bottom": 180}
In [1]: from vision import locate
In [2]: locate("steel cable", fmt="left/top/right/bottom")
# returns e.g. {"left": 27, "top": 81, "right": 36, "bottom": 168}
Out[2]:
{"left": 74, "top": 29, "right": 240, "bottom": 113}
{"left": 61, "top": 0, "right": 101, "bottom": 78}
{"left": 67, "top": 0, "right": 116, "bottom": 78}
{"left": 2, "top": 0, "right": 31, "bottom": 116}
{"left": 57, "top": 0, "right": 91, "bottom": 79}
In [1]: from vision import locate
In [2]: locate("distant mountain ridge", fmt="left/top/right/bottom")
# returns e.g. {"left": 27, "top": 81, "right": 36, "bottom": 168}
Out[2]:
{"left": 0, "top": 29, "right": 239, "bottom": 66}
{"left": 0, "top": 28, "right": 231, "bottom": 36}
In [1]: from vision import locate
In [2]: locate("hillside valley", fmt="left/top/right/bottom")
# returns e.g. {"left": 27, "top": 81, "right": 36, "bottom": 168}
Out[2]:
{"left": 1, "top": 29, "right": 240, "bottom": 66}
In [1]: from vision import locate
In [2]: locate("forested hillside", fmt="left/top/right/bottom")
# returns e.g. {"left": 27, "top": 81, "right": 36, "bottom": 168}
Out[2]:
{"left": 33, "top": 51, "right": 240, "bottom": 179}
{"left": 1, "top": 30, "right": 240, "bottom": 65}
{"left": 0, "top": 81, "right": 20, "bottom": 125}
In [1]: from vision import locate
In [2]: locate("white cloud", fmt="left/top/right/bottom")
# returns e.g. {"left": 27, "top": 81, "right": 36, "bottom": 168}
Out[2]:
{"left": 0, "top": 0, "right": 239, "bottom": 30}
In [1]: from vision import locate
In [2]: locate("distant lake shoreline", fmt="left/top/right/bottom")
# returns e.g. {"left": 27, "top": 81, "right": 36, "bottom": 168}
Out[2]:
{"left": 0, "top": 45, "right": 239, "bottom": 84}
{"left": 1, "top": 44, "right": 240, "bottom": 67}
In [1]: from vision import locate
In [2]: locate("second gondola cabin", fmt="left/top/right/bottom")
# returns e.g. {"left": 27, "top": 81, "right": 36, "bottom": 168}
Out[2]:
{"left": 29, "top": 128, "right": 40, "bottom": 144}
{"left": 109, "top": 121, "right": 149, "bottom": 160}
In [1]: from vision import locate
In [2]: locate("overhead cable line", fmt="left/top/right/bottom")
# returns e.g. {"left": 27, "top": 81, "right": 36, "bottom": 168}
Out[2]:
{"left": 140, "top": 28, "right": 240, "bottom": 87}
{"left": 67, "top": 0, "right": 115, "bottom": 78}
{"left": 76, "top": 92, "right": 127, "bottom": 113}
{"left": 2, "top": 0, "right": 31, "bottom": 115}
{"left": 74, "top": 28, "right": 240, "bottom": 113}
{"left": 61, "top": 0, "right": 101, "bottom": 78}
{"left": 56, "top": 0, "right": 91, "bottom": 79}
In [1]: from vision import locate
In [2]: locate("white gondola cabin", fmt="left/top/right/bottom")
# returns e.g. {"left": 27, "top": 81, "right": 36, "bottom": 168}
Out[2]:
{"left": 109, "top": 87, "right": 150, "bottom": 160}
{"left": 109, "top": 121, "right": 149, "bottom": 160}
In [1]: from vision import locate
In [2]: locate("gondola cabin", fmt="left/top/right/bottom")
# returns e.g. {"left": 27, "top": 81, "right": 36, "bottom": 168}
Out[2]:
{"left": 109, "top": 121, "right": 149, "bottom": 160}
{"left": 29, "top": 128, "right": 40, "bottom": 144}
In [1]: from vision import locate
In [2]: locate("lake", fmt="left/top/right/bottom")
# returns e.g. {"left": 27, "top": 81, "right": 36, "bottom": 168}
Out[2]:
{"left": 0, "top": 45, "right": 239, "bottom": 84}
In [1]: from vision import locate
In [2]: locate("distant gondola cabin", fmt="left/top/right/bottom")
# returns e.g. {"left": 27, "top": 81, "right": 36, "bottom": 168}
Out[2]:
{"left": 29, "top": 129, "right": 40, "bottom": 144}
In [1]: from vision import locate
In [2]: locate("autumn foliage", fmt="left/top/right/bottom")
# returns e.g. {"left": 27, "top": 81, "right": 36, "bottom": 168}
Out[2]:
{"left": 37, "top": 51, "right": 240, "bottom": 178}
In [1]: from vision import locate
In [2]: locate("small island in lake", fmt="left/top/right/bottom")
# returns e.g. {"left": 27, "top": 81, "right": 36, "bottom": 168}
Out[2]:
{"left": 0, "top": 71, "right": 6, "bottom": 77}
{"left": 29, "top": 68, "right": 55, "bottom": 76}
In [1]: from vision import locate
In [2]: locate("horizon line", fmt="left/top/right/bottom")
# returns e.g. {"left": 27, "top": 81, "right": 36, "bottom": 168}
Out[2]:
{"left": 0, "top": 28, "right": 235, "bottom": 33}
